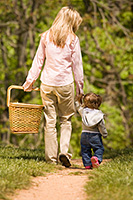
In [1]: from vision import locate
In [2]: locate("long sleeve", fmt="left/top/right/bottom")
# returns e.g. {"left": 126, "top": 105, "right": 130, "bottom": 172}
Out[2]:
{"left": 98, "top": 119, "right": 108, "bottom": 138}
{"left": 72, "top": 37, "right": 84, "bottom": 95}
{"left": 23, "top": 34, "right": 46, "bottom": 91}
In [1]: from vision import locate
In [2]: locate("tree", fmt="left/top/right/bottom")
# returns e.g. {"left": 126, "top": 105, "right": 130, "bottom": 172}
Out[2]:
{"left": 0, "top": 0, "right": 132, "bottom": 153}
{"left": 80, "top": 0, "right": 133, "bottom": 148}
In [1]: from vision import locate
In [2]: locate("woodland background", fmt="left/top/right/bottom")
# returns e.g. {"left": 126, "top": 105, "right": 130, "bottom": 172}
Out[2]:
{"left": 0, "top": 0, "right": 133, "bottom": 157}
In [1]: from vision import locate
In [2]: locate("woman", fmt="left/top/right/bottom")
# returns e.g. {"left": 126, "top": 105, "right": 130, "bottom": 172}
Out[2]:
{"left": 23, "top": 6, "right": 84, "bottom": 167}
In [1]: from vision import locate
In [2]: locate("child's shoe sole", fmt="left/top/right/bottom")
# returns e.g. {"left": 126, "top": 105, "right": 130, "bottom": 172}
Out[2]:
{"left": 91, "top": 156, "right": 99, "bottom": 168}
{"left": 59, "top": 154, "right": 71, "bottom": 168}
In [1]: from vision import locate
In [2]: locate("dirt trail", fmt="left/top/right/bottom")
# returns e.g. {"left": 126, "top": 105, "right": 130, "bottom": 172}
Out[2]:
{"left": 13, "top": 159, "right": 89, "bottom": 200}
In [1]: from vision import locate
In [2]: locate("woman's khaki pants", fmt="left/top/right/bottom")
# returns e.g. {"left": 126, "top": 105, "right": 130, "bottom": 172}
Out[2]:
{"left": 40, "top": 82, "right": 75, "bottom": 163}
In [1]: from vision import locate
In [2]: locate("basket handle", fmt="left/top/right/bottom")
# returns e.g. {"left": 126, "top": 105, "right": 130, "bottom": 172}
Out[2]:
{"left": 7, "top": 85, "right": 40, "bottom": 107}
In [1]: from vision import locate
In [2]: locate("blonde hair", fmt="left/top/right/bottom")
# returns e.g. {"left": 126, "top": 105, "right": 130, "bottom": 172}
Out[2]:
{"left": 83, "top": 93, "right": 102, "bottom": 109}
{"left": 49, "top": 6, "right": 82, "bottom": 48}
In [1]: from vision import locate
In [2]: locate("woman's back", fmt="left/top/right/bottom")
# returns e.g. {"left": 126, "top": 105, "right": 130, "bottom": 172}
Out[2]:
{"left": 40, "top": 31, "right": 79, "bottom": 86}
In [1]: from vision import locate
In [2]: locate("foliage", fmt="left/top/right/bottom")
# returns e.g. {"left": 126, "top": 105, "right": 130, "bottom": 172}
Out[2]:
{"left": 0, "top": 0, "right": 133, "bottom": 152}
{"left": 71, "top": 115, "right": 82, "bottom": 157}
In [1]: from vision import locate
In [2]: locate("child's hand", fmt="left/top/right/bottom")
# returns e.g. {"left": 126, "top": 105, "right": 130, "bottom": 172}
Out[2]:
{"left": 75, "top": 94, "right": 84, "bottom": 104}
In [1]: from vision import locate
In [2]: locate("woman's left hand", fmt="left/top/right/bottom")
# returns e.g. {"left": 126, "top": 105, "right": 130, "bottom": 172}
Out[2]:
{"left": 75, "top": 93, "right": 84, "bottom": 104}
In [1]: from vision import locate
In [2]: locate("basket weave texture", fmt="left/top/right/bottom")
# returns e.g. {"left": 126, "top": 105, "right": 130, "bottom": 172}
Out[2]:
{"left": 9, "top": 103, "right": 44, "bottom": 134}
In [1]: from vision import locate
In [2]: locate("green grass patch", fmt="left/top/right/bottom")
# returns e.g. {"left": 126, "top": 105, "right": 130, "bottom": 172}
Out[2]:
{"left": 1, "top": 145, "right": 132, "bottom": 200}
{"left": 0, "top": 144, "right": 59, "bottom": 200}
{"left": 85, "top": 148, "right": 133, "bottom": 200}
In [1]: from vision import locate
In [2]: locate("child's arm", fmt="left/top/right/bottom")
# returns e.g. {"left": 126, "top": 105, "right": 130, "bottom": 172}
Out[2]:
{"left": 75, "top": 101, "right": 83, "bottom": 117}
{"left": 97, "top": 119, "right": 108, "bottom": 138}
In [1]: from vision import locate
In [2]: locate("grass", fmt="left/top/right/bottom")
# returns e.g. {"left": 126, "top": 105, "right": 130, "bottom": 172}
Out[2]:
{"left": 85, "top": 148, "right": 133, "bottom": 200}
{"left": 0, "top": 144, "right": 60, "bottom": 200}
{"left": 0, "top": 144, "right": 132, "bottom": 200}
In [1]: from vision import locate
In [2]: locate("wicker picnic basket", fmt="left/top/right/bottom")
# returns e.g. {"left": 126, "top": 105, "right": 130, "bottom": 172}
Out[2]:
{"left": 7, "top": 85, "right": 44, "bottom": 134}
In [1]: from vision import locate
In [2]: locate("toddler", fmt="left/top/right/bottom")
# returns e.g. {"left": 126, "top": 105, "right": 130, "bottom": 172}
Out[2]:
{"left": 75, "top": 93, "right": 108, "bottom": 169}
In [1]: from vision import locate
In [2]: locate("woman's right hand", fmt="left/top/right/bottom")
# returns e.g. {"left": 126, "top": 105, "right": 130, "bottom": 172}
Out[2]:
{"left": 23, "top": 81, "right": 33, "bottom": 92}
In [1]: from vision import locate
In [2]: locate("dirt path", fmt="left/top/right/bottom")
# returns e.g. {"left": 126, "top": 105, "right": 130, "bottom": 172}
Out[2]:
{"left": 13, "top": 159, "right": 89, "bottom": 200}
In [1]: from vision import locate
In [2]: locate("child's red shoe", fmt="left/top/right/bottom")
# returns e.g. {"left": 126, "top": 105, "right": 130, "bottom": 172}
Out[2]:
{"left": 85, "top": 166, "right": 91, "bottom": 169}
{"left": 91, "top": 156, "right": 99, "bottom": 168}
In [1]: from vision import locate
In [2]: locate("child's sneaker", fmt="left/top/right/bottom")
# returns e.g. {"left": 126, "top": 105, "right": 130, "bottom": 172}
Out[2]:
{"left": 91, "top": 156, "right": 99, "bottom": 168}
{"left": 85, "top": 166, "right": 92, "bottom": 169}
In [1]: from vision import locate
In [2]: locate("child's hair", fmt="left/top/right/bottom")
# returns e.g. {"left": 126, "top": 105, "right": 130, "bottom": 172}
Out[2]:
{"left": 83, "top": 93, "right": 102, "bottom": 109}
{"left": 49, "top": 6, "right": 82, "bottom": 48}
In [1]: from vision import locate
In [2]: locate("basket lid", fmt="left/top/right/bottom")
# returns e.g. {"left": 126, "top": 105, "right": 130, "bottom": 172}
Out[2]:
{"left": 9, "top": 102, "right": 44, "bottom": 108}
